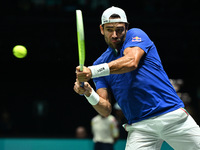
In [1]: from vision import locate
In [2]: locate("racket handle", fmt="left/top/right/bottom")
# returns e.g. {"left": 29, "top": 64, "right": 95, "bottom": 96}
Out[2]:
{"left": 80, "top": 82, "right": 84, "bottom": 87}
{"left": 80, "top": 82, "right": 84, "bottom": 96}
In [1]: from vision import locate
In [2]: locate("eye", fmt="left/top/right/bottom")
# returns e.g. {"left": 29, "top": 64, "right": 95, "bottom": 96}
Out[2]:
{"left": 107, "top": 29, "right": 113, "bottom": 32}
{"left": 116, "top": 28, "right": 124, "bottom": 33}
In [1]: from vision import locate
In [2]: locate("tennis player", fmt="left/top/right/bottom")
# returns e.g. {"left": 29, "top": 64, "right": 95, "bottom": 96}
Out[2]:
{"left": 74, "top": 6, "right": 200, "bottom": 150}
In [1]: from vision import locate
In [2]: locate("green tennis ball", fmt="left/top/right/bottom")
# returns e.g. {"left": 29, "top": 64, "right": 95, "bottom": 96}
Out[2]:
{"left": 13, "top": 45, "right": 27, "bottom": 58}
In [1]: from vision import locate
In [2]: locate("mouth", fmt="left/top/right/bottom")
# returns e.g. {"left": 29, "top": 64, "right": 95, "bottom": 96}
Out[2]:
{"left": 111, "top": 38, "right": 120, "bottom": 43}
{"left": 112, "top": 40, "right": 117, "bottom": 43}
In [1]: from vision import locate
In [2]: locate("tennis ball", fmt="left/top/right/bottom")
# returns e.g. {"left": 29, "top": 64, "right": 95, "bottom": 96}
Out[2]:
{"left": 13, "top": 45, "right": 27, "bottom": 58}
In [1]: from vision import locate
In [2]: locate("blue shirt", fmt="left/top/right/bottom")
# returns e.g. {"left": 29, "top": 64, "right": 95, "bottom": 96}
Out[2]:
{"left": 93, "top": 28, "right": 184, "bottom": 124}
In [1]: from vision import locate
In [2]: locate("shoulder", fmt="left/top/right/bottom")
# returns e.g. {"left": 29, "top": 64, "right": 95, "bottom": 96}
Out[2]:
{"left": 92, "top": 115, "right": 100, "bottom": 120}
{"left": 107, "top": 115, "right": 117, "bottom": 122}
{"left": 126, "top": 28, "right": 149, "bottom": 39}
{"left": 123, "top": 28, "right": 153, "bottom": 53}
{"left": 91, "top": 115, "right": 100, "bottom": 123}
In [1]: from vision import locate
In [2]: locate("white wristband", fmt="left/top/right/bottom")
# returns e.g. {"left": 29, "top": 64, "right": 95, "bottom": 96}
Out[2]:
{"left": 84, "top": 88, "right": 100, "bottom": 105}
{"left": 88, "top": 63, "right": 110, "bottom": 78}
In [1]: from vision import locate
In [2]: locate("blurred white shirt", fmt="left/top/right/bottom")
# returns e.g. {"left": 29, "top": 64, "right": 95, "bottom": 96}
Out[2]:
{"left": 91, "top": 115, "right": 119, "bottom": 143}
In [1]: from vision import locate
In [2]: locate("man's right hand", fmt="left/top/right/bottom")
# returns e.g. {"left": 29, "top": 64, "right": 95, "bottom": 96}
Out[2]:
{"left": 74, "top": 79, "right": 92, "bottom": 97}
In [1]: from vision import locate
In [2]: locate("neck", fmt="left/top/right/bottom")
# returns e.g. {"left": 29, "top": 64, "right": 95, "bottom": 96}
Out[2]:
{"left": 111, "top": 48, "right": 118, "bottom": 56}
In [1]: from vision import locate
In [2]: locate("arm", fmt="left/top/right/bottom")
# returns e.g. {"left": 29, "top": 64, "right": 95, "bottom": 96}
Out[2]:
{"left": 76, "top": 46, "right": 145, "bottom": 82}
{"left": 73, "top": 80, "right": 112, "bottom": 117}
{"left": 74, "top": 47, "right": 144, "bottom": 116}
{"left": 109, "top": 46, "right": 145, "bottom": 74}
{"left": 92, "top": 88, "right": 112, "bottom": 117}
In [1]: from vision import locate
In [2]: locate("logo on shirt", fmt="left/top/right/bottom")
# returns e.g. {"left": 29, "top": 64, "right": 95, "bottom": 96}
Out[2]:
{"left": 132, "top": 36, "right": 142, "bottom": 42}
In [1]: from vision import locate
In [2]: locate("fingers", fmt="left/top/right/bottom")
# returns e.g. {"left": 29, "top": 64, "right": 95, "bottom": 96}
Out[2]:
{"left": 76, "top": 66, "right": 81, "bottom": 73}
{"left": 74, "top": 66, "right": 92, "bottom": 95}
{"left": 74, "top": 80, "right": 86, "bottom": 95}
{"left": 76, "top": 66, "right": 92, "bottom": 82}
{"left": 76, "top": 66, "right": 86, "bottom": 72}
{"left": 74, "top": 80, "right": 93, "bottom": 96}
{"left": 76, "top": 75, "right": 89, "bottom": 82}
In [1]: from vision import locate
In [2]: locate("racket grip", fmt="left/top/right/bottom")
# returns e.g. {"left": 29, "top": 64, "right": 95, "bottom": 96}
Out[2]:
{"left": 80, "top": 82, "right": 84, "bottom": 96}
{"left": 80, "top": 82, "right": 84, "bottom": 87}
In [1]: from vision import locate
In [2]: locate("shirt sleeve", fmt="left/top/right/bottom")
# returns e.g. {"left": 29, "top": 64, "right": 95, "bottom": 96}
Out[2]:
{"left": 123, "top": 28, "right": 154, "bottom": 53}
{"left": 93, "top": 77, "right": 109, "bottom": 91}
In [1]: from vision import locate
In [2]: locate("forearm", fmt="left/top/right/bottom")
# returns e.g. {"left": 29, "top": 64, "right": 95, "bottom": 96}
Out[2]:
{"left": 84, "top": 87, "right": 112, "bottom": 117}
{"left": 88, "top": 55, "right": 137, "bottom": 79}
{"left": 108, "top": 55, "right": 137, "bottom": 74}
{"left": 89, "top": 48, "right": 144, "bottom": 78}
{"left": 92, "top": 97, "right": 112, "bottom": 117}
{"left": 77, "top": 47, "right": 144, "bottom": 82}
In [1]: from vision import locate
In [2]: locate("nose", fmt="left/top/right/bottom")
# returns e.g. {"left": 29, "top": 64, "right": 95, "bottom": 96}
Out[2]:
{"left": 112, "top": 31, "right": 117, "bottom": 38}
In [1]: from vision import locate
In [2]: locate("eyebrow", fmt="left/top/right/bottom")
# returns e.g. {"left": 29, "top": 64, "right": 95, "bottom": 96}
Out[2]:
{"left": 105, "top": 26, "right": 124, "bottom": 29}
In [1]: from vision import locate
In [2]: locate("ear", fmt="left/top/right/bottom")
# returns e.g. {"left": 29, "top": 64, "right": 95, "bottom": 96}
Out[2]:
{"left": 99, "top": 25, "right": 104, "bottom": 35}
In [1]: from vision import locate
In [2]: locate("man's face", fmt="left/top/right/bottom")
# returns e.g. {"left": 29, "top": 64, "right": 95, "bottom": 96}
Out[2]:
{"left": 100, "top": 22, "right": 127, "bottom": 50}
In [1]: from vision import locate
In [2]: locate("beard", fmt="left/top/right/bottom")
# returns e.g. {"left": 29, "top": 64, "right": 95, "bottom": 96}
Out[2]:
{"left": 104, "top": 33, "right": 126, "bottom": 50}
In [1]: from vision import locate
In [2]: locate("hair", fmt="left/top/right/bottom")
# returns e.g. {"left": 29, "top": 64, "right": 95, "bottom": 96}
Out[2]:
{"left": 109, "top": 14, "right": 121, "bottom": 19}
{"left": 102, "top": 14, "right": 129, "bottom": 29}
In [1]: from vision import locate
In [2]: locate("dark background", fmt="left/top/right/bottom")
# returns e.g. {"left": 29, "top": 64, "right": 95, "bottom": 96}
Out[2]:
{"left": 0, "top": 0, "right": 200, "bottom": 138}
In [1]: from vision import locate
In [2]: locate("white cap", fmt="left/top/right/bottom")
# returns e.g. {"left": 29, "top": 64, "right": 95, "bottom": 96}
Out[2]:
{"left": 101, "top": 6, "right": 128, "bottom": 25}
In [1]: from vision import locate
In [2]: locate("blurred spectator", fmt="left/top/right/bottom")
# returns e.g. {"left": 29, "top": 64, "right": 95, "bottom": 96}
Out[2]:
{"left": 32, "top": 100, "right": 49, "bottom": 132}
{"left": 113, "top": 103, "right": 127, "bottom": 139}
{"left": 33, "top": 100, "right": 48, "bottom": 117}
{"left": 75, "top": 126, "right": 88, "bottom": 139}
{"left": 0, "top": 109, "right": 13, "bottom": 135}
{"left": 169, "top": 79, "right": 184, "bottom": 92}
{"left": 170, "top": 79, "right": 193, "bottom": 115}
{"left": 91, "top": 114, "right": 119, "bottom": 150}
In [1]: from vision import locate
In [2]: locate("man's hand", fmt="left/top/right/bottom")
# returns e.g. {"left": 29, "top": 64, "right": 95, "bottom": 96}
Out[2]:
{"left": 74, "top": 79, "right": 92, "bottom": 97}
{"left": 76, "top": 66, "right": 92, "bottom": 82}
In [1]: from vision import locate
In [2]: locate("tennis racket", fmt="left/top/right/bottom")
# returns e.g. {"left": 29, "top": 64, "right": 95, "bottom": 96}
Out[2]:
{"left": 76, "top": 10, "right": 85, "bottom": 87}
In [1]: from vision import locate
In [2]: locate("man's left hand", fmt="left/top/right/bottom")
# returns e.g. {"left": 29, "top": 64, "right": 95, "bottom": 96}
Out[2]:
{"left": 76, "top": 66, "right": 92, "bottom": 82}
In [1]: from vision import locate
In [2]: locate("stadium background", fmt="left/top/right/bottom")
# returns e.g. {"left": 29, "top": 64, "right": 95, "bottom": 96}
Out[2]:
{"left": 0, "top": 0, "right": 200, "bottom": 142}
